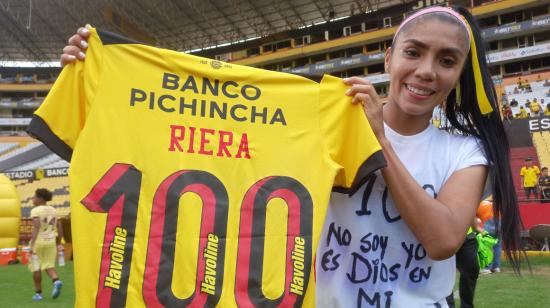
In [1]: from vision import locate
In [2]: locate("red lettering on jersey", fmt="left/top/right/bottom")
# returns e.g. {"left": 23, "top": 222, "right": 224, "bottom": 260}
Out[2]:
{"left": 188, "top": 126, "right": 196, "bottom": 153}
{"left": 236, "top": 134, "right": 251, "bottom": 159}
{"left": 217, "top": 130, "right": 233, "bottom": 158}
{"left": 168, "top": 125, "right": 185, "bottom": 152}
{"left": 199, "top": 128, "right": 215, "bottom": 155}
{"left": 168, "top": 125, "right": 250, "bottom": 159}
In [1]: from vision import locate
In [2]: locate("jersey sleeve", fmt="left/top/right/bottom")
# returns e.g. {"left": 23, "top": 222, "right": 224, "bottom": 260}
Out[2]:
{"left": 319, "top": 75, "right": 386, "bottom": 195}
{"left": 26, "top": 27, "right": 105, "bottom": 162}
{"left": 30, "top": 207, "right": 38, "bottom": 219}
{"left": 520, "top": 167, "right": 525, "bottom": 176}
{"left": 455, "top": 137, "right": 488, "bottom": 171}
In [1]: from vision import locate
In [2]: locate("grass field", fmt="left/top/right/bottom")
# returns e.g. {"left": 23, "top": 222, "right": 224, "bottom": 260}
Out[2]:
{"left": 0, "top": 262, "right": 74, "bottom": 307}
{"left": 0, "top": 257, "right": 549, "bottom": 307}
{"left": 472, "top": 256, "right": 550, "bottom": 307}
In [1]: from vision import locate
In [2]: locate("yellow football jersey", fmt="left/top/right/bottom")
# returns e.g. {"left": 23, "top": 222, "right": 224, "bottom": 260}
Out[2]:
{"left": 28, "top": 28, "right": 385, "bottom": 307}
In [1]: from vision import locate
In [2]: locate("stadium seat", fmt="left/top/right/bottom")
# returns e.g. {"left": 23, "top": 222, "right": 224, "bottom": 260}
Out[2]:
{"left": 16, "top": 176, "right": 69, "bottom": 218}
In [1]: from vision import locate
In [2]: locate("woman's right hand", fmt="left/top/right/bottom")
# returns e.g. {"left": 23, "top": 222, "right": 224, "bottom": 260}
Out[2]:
{"left": 344, "top": 77, "right": 386, "bottom": 142}
{"left": 60, "top": 26, "right": 91, "bottom": 66}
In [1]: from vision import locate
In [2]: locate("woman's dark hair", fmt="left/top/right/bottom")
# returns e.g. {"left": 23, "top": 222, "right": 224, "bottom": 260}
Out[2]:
{"left": 35, "top": 188, "right": 53, "bottom": 202}
{"left": 443, "top": 6, "right": 522, "bottom": 272}
{"left": 392, "top": 5, "right": 523, "bottom": 272}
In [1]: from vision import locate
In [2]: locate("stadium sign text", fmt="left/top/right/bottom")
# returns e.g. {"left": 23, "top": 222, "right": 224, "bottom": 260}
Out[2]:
{"left": 2, "top": 167, "right": 69, "bottom": 180}
{"left": 45, "top": 168, "right": 68, "bottom": 177}
{"left": 528, "top": 116, "right": 550, "bottom": 132}
{"left": 3, "top": 170, "right": 35, "bottom": 180}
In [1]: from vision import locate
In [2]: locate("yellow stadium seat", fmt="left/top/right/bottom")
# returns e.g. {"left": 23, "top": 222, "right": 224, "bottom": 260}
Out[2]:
{"left": 16, "top": 176, "right": 69, "bottom": 218}
{"left": 533, "top": 132, "right": 550, "bottom": 169}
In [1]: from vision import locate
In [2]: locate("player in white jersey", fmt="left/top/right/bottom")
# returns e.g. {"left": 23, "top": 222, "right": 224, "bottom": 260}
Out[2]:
{"left": 29, "top": 189, "right": 63, "bottom": 301}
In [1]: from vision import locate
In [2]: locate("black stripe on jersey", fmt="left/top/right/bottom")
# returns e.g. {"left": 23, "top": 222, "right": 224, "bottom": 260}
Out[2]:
{"left": 95, "top": 165, "right": 141, "bottom": 307}
{"left": 26, "top": 115, "right": 73, "bottom": 162}
{"left": 97, "top": 29, "right": 141, "bottom": 45}
{"left": 245, "top": 176, "right": 312, "bottom": 308}
{"left": 332, "top": 150, "right": 386, "bottom": 196}
{"left": 155, "top": 170, "right": 228, "bottom": 307}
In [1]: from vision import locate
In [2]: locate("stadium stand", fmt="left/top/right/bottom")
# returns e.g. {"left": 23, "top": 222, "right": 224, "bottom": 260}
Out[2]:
{"left": 7, "top": 153, "right": 63, "bottom": 171}
{"left": 0, "top": 143, "right": 55, "bottom": 171}
{"left": 0, "top": 143, "right": 19, "bottom": 155}
{"left": 505, "top": 80, "right": 550, "bottom": 117}
{"left": 0, "top": 66, "right": 58, "bottom": 137}
{"left": 498, "top": 72, "right": 550, "bottom": 203}
{"left": 0, "top": 143, "right": 41, "bottom": 163}
{"left": 532, "top": 132, "right": 550, "bottom": 168}
{"left": 0, "top": 139, "right": 69, "bottom": 218}
{"left": 43, "top": 159, "right": 69, "bottom": 169}
{"left": 17, "top": 177, "right": 69, "bottom": 218}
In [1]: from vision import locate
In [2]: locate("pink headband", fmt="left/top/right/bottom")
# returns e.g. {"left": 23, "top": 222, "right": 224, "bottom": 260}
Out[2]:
{"left": 395, "top": 6, "right": 471, "bottom": 44}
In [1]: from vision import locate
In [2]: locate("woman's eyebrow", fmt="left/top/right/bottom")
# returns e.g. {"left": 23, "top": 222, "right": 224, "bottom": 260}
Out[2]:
{"left": 402, "top": 38, "right": 465, "bottom": 56}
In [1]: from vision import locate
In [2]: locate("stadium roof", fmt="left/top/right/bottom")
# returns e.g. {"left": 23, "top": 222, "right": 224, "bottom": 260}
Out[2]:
{"left": 0, "top": 0, "right": 406, "bottom": 65}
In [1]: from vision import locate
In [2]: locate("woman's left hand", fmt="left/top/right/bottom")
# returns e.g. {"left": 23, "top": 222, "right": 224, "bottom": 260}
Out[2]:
{"left": 344, "top": 77, "right": 385, "bottom": 141}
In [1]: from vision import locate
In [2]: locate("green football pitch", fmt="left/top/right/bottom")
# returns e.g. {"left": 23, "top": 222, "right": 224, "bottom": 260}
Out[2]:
{"left": 0, "top": 262, "right": 74, "bottom": 307}
{"left": 459, "top": 255, "right": 550, "bottom": 307}
{"left": 0, "top": 257, "right": 549, "bottom": 307}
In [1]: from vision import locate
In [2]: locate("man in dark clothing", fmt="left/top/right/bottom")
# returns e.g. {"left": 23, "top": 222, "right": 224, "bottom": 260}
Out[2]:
{"left": 538, "top": 167, "right": 550, "bottom": 203}
{"left": 446, "top": 219, "right": 483, "bottom": 308}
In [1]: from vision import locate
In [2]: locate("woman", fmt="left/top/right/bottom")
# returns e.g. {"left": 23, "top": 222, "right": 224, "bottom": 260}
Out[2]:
{"left": 315, "top": 6, "right": 520, "bottom": 307}
{"left": 60, "top": 6, "right": 521, "bottom": 307}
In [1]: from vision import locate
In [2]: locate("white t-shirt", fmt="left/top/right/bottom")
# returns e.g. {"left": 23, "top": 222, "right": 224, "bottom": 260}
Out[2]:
{"left": 316, "top": 123, "right": 488, "bottom": 308}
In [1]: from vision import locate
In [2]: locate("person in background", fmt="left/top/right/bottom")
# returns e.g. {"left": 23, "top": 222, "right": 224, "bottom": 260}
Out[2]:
{"left": 476, "top": 198, "right": 500, "bottom": 275}
{"left": 502, "top": 104, "right": 512, "bottom": 122}
{"left": 529, "top": 98, "right": 541, "bottom": 117}
{"left": 544, "top": 103, "right": 550, "bottom": 116}
{"left": 501, "top": 92, "right": 508, "bottom": 105}
{"left": 480, "top": 218, "right": 501, "bottom": 274}
{"left": 446, "top": 217, "right": 484, "bottom": 308}
{"left": 517, "top": 106, "right": 529, "bottom": 118}
{"left": 29, "top": 188, "right": 63, "bottom": 301}
{"left": 520, "top": 158, "right": 540, "bottom": 200}
{"left": 538, "top": 167, "right": 550, "bottom": 203}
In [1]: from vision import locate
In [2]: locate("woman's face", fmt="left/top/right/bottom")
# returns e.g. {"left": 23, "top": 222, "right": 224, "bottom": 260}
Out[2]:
{"left": 385, "top": 18, "right": 469, "bottom": 117}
